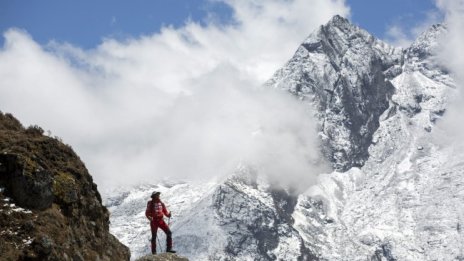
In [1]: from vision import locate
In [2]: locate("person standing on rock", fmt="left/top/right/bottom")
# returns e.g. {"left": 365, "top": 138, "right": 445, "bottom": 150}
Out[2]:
{"left": 145, "top": 191, "right": 176, "bottom": 254}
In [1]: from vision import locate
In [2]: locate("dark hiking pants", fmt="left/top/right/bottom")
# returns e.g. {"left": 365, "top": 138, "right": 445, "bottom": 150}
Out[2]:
{"left": 150, "top": 218, "right": 172, "bottom": 254}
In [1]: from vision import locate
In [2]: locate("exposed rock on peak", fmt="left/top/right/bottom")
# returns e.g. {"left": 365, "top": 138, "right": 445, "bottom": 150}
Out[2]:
{"left": 403, "top": 23, "right": 450, "bottom": 85}
{"left": 325, "top": 14, "right": 357, "bottom": 30}
{"left": 408, "top": 23, "right": 447, "bottom": 60}
{"left": 267, "top": 15, "right": 402, "bottom": 171}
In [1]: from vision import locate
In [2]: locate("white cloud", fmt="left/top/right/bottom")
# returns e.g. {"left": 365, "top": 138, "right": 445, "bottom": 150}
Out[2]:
{"left": 435, "top": 0, "right": 464, "bottom": 80}
{"left": 384, "top": 10, "right": 442, "bottom": 48}
{"left": 385, "top": 25, "right": 410, "bottom": 47}
{"left": 434, "top": 0, "right": 464, "bottom": 144}
{"left": 0, "top": 0, "right": 349, "bottom": 190}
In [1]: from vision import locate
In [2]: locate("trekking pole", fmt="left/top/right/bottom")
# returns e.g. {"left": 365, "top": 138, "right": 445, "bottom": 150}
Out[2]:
{"left": 157, "top": 230, "right": 163, "bottom": 253}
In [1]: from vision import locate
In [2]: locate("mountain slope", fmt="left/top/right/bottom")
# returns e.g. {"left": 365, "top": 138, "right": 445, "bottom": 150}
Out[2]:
{"left": 267, "top": 15, "right": 402, "bottom": 171}
{"left": 106, "top": 166, "right": 316, "bottom": 260}
{"left": 106, "top": 16, "right": 462, "bottom": 260}
{"left": 289, "top": 22, "right": 462, "bottom": 261}
{"left": 0, "top": 112, "right": 130, "bottom": 260}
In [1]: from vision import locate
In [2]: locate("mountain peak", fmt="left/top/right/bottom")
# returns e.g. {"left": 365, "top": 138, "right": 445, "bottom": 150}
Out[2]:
{"left": 327, "top": 14, "right": 351, "bottom": 26}
{"left": 409, "top": 23, "right": 447, "bottom": 53}
{"left": 324, "top": 14, "right": 364, "bottom": 36}
{"left": 269, "top": 15, "right": 402, "bottom": 171}
{"left": 301, "top": 14, "right": 396, "bottom": 56}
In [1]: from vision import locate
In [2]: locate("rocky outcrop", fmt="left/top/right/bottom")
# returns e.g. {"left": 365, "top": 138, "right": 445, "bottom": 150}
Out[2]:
{"left": 136, "top": 253, "right": 189, "bottom": 261}
{"left": 213, "top": 171, "right": 318, "bottom": 261}
{"left": 0, "top": 112, "right": 130, "bottom": 260}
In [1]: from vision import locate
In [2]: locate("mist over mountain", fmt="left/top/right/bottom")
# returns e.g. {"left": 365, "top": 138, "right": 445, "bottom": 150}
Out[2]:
{"left": 0, "top": 0, "right": 349, "bottom": 190}
{"left": 105, "top": 15, "right": 464, "bottom": 260}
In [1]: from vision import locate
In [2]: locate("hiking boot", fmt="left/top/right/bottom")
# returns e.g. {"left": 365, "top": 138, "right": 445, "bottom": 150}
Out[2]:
{"left": 167, "top": 249, "right": 176, "bottom": 253}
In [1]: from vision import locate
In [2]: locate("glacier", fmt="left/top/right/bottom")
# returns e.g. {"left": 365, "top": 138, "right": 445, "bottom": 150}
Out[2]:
{"left": 104, "top": 16, "right": 464, "bottom": 260}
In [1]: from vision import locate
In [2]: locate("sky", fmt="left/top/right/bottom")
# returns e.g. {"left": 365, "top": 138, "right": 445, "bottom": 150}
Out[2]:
{"left": 0, "top": 0, "right": 233, "bottom": 49}
{"left": 1, "top": 0, "right": 439, "bottom": 49}
{"left": 0, "top": 0, "right": 461, "bottom": 190}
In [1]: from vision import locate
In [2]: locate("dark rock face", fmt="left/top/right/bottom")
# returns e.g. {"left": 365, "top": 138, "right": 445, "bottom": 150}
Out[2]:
{"left": 213, "top": 177, "right": 279, "bottom": 259}
{"left": 0, "top": 154, "right": 53, "bottom": 210}
{"left": 213, "top": 171, "right": 318, "bottom": 261}
{"left": 0, "top": 112, "right": 130, "bottom": 260}
{"left": 371, "top": 244, "right": 397, "bottom": 261}
{"left": 267, "top": 15, "right": 402, "bottom": 171}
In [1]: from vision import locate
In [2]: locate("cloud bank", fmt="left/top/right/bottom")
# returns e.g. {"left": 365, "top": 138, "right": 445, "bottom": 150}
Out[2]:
{"left": 434, "top": 0, "right": 464, "bottom": 145}
{"left": 0, "top": 0, "right": 349, "bottom": 189}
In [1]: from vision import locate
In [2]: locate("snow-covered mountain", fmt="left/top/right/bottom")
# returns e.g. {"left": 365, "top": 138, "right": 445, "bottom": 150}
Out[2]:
{"left": 105, "top": 15, "right": 464, "bottom": 260}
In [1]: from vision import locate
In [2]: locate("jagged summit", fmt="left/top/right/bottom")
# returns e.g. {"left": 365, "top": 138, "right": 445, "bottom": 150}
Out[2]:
{"left": 409, "top": 23, "right": 447, "bottom": 58}
{"left": 328, "top": 14, "right": 347, "bottom": 23}
{"left": 268, "top": 15, "right": 403, "bottom": 171}
{"left": 303, "top": 15, "right": 397, "bottom": 56}
{"left": 404, "top": 23, "right": 450, "bottom": 86}
{"left": 324, "top": 14, "right": 358, "bottom": 30}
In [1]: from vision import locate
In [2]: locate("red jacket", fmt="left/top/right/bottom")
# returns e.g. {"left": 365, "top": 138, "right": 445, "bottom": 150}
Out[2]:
{"left": 146, "top": 199, "right": 170, "bottom": 219}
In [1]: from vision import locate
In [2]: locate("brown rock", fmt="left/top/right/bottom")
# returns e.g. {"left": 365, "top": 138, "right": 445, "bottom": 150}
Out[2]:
{"left": 0, "top": 112, "right": 130, "bottom": 260}
{"left": 136, "top": 253, "right": 190, "bottom": 261}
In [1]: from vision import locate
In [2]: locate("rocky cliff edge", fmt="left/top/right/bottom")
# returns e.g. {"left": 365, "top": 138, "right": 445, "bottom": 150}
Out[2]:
{"left": 0, "top": 112, "right": 130, "bottom": 260}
